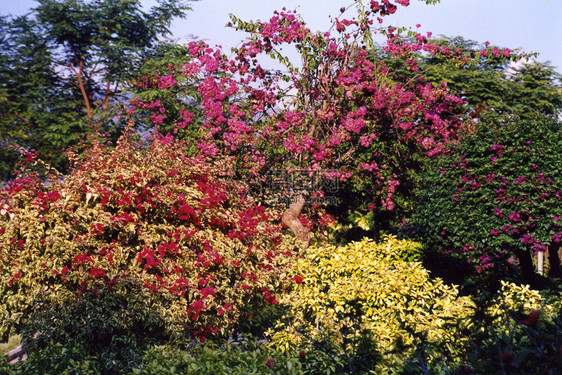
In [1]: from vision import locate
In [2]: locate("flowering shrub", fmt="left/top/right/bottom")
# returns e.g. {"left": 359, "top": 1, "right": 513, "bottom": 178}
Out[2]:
{"left": 130, "top": 0, "right": 525, "bottom": 244}
{"left": 414, "top": 114, "right": 562, "bottom": 283}
{"left": 267, "top": 237, "right": 475, "bottom": 373}
{"left": 0, "top": 131, "right": 295, "bottom": 342}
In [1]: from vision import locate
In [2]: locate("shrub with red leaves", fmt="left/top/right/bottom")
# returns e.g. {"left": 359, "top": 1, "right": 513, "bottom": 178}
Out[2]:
{"left": 0, "top": 132, "right": 296, "bottom": 342}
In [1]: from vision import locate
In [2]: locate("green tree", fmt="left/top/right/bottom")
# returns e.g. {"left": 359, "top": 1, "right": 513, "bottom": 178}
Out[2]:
{"left": 0, "top": 15, "right": 78, "bottom": 179}
{"left": 506, "top": 60, "right": 562, "bottom": 118}
{"left": 0, "top": 0, "right": 191, "bottom": 179}
{"left": 377, "top": 36, "right": 562, "bottom": 120}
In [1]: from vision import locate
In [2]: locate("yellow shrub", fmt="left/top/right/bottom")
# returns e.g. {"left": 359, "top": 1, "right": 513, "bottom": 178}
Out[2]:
{"left": 269, "top": 236, "right": 475, "bottom": 374}
{"left": 491, "top": 281, "right": 546, "bottom": 314}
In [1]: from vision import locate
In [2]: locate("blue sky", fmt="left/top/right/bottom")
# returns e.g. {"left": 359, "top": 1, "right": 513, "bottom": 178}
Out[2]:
{"left": 2, "top": 0, "right": 561, "bottom": 73}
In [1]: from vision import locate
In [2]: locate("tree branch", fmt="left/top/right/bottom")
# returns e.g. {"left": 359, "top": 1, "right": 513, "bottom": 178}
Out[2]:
{"left": 13, "top": 110, "right": 35, "bottom": 128}
{"left": 282, "top": 193, "right": 311, "bottom": 249}
{"left": 67, "top": 46, "right": 93, "bottom": 119}
{"left": 94, "top": 80, "right": 112, "bottom": 113}
{"left": 68, "top": 60, "right": 93, "bottom": 118}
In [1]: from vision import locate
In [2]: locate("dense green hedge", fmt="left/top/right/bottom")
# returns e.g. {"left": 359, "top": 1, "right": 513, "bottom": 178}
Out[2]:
{"left": 414, "top": 114, "right": 562, "bottom": 284}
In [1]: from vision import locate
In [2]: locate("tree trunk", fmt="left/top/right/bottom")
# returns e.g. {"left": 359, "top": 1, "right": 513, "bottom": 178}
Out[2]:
{"left": 282, "top": 194, "right": 311, "bottom": 249}
{"left": 513, "top": 248, "right": 536, "bottom": 285}
{"left": 548, "top": 244, "right": 562, "bottom": 278}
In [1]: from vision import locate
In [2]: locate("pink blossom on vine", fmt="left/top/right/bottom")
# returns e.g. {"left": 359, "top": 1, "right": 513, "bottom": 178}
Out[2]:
{"left": 521, "top": 234, "right": 535, "bottom": 245}
{"left": 157, "top": 74, "right": 177, "bottom": 89}
{"left": 508, "top": 212, "right": 521, "bottom": 222}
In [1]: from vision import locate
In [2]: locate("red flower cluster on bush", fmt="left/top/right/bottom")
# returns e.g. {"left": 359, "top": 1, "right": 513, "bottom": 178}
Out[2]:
{"left": 0, "top": 133, "right": 294, "bottom": 341}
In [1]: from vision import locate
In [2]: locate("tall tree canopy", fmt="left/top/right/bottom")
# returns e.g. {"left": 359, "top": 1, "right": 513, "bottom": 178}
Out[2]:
{"left": 0, "top": 0, "right": 191, "bottom": 179}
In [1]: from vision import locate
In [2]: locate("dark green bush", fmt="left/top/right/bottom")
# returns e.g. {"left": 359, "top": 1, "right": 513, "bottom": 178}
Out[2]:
{"left": 131, "top": 340, "right": 305, "bottom": 375}
{"left": 413, "top": 114, "right": 562, "bottom": 286}
{"left": 21, "top": 280, "right": 174, "bottom": 375}
{"left": 1, "top": 343, "right": 99, "bottom": 375}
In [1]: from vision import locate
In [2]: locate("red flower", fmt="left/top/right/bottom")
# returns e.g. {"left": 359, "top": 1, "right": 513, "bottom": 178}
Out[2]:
{"left": 72, "top": 253, "right": 93, "bottom": 265}
{"left": 518, "top": 309, "right": 540, "bottom": 329}
{"left": 8, "top": 273, "right": 21, "bottom": 286}
{"left": 500, "top": 349, "right": 517, "bottom": 368}
{"left": 24, "top": 152, "right": 38, "bottom": 163}
{"left": 200, "top": 286, "right": 216, "bottom": 298}
{"left": 291, "top": 275, "right": 304, "bottom": 284}
{"left": 89, "top": 267, "right": 107, "bottom": 278}
{"left": 266, "top": 359, "right": 275, "bottom": 368}
{"left": 111, "top": 212, "right": 135, "bottom": 225}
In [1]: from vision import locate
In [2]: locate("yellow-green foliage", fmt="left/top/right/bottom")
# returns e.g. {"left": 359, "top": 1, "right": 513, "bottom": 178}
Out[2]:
{"left": 269, "top": 236, "right": 475, "bottom": 374}
{"left": 493, "top": 281, "right": 551, "bottom": 312}
{"left": 488, "top": 280, "right": 561, "bottom": 327}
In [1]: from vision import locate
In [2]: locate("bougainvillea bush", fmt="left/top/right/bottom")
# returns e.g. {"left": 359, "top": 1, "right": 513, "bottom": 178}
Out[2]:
{"left": 0, "top": 129, "right": 296, "bottom": 343}
{"left": 130, "top": 0, "right": 526, "bottom": 244}
{"left": 413, "top": 114, "right": 562, "bottom": 284}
